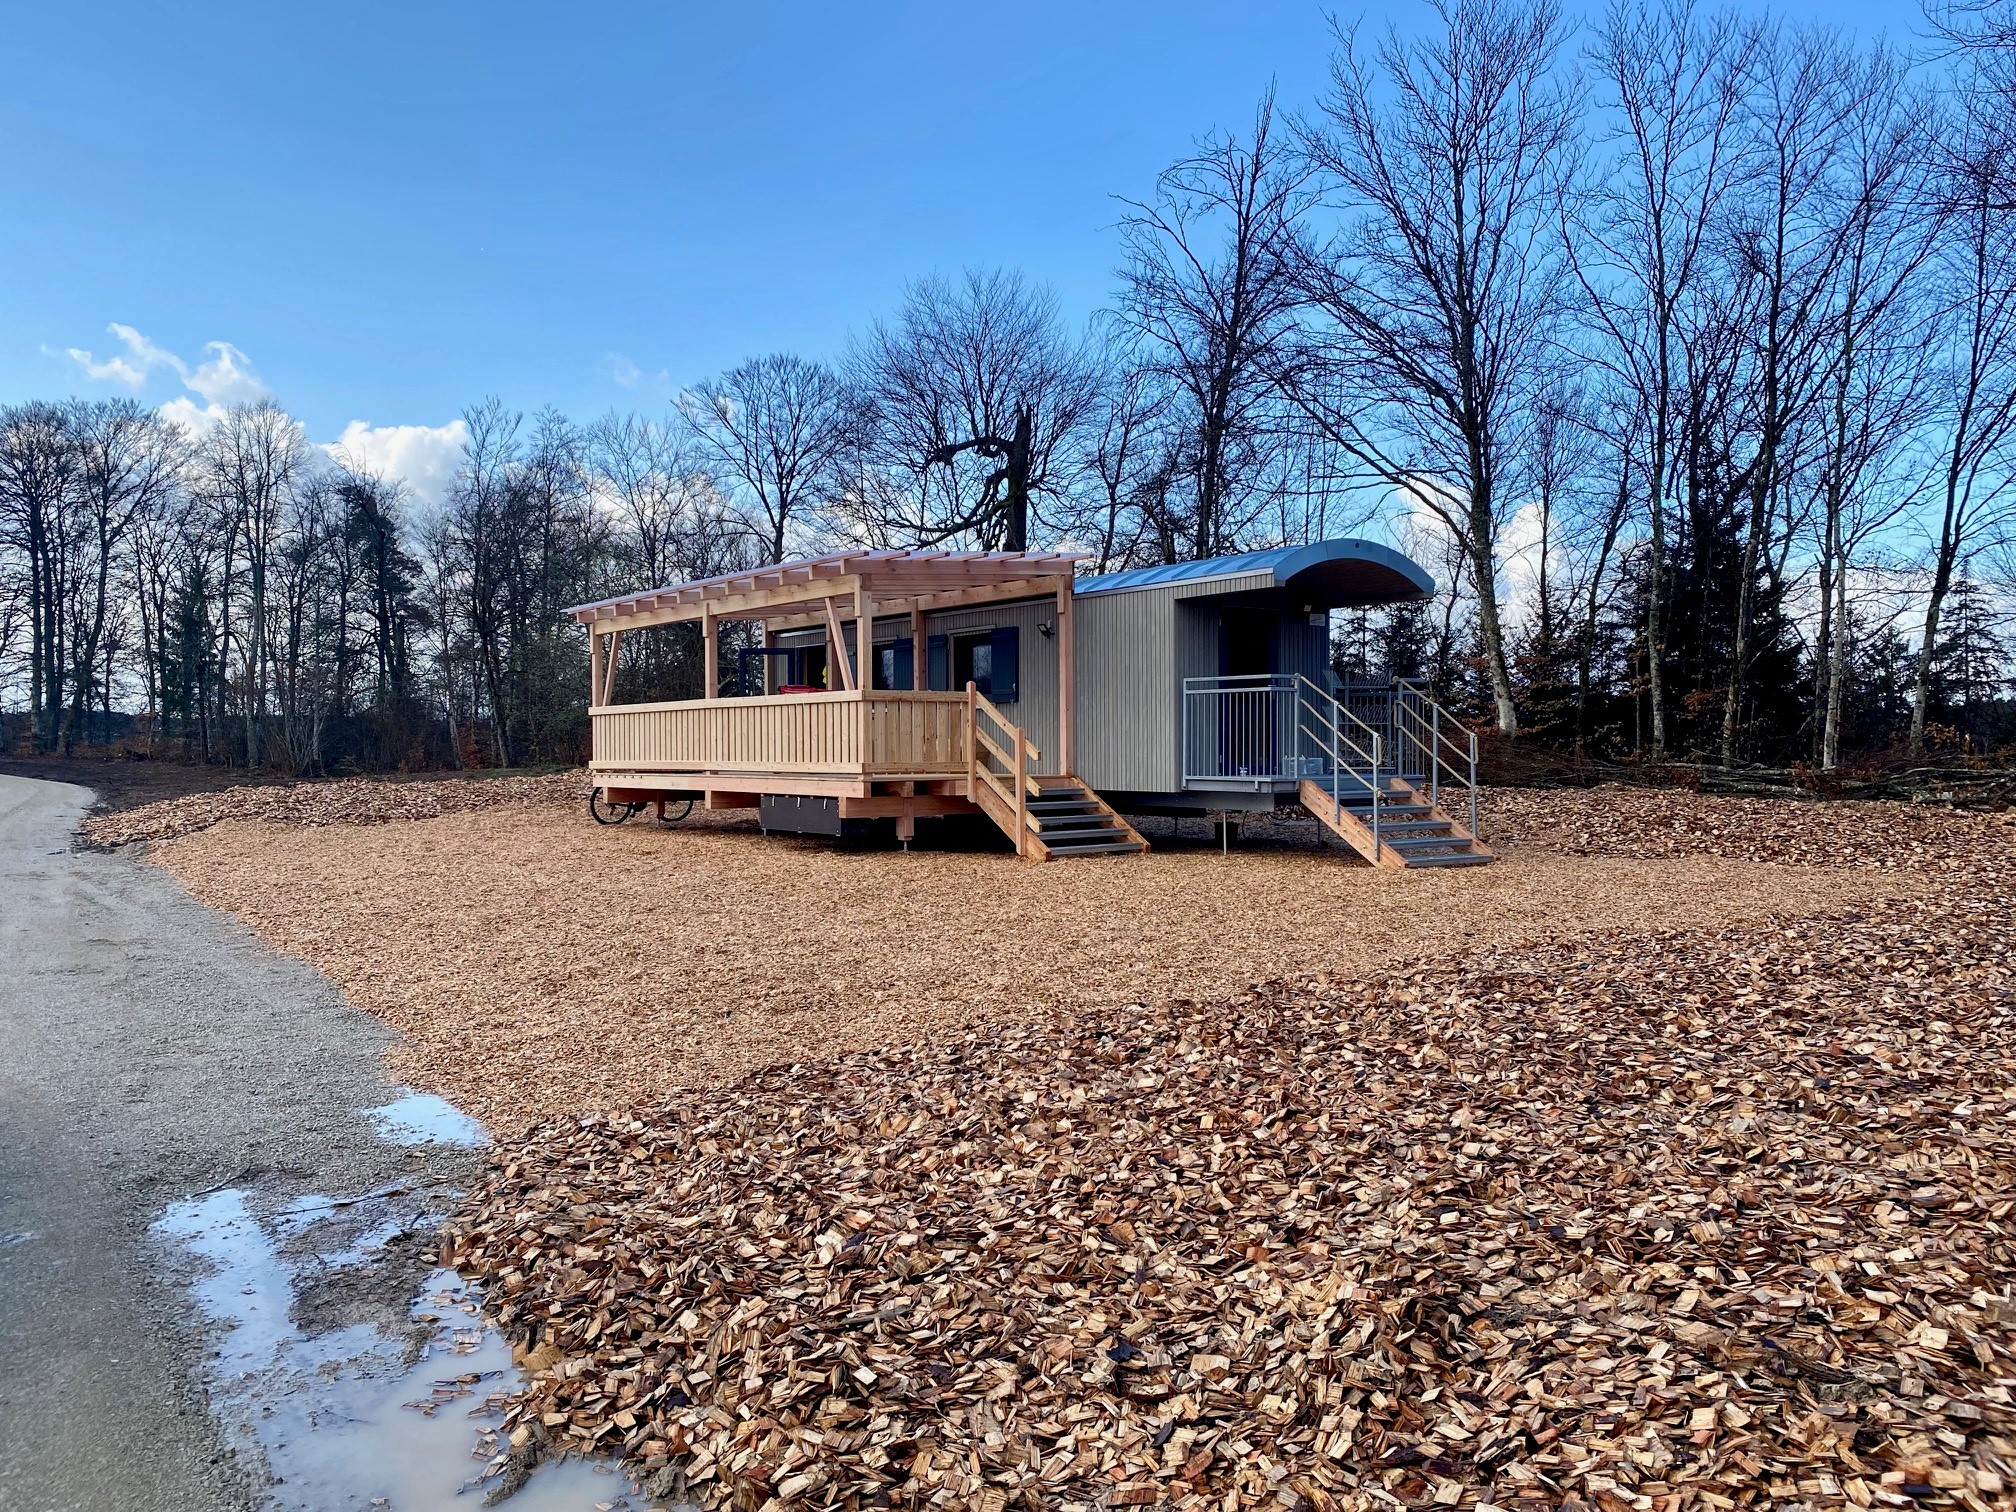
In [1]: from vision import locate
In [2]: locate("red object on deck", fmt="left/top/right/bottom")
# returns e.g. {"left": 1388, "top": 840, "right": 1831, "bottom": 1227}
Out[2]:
{"left": 778, "top": 684, "right": 825, "bottom": 694}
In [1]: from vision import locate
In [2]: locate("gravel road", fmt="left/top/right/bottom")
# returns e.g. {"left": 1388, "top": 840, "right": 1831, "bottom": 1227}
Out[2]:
{"left": 0, "top": 774, "right": 485, "bottom": 1512}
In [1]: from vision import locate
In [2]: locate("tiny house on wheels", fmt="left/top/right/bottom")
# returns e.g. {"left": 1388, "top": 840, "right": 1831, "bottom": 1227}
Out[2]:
{"left": 565, "top": 541, "right": 1492, "bottom": 867}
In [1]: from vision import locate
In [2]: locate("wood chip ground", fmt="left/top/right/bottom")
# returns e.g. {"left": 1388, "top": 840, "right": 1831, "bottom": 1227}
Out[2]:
{"left": 134, "top": 782, "right": 1914, "bottom": 1130}
{"left": 443, "top": 803, "right": 2016, "bottom": 1512}
{"left": 97, "top": 774, "right": 2016, "bottom": 1508}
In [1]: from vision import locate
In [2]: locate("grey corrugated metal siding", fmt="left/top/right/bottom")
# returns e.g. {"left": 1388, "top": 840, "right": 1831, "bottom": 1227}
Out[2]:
{"left": 1074, "top": 588, "right": 1179, "bottom": 792}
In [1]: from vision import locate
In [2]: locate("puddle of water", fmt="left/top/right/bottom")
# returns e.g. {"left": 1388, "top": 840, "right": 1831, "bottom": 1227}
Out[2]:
{"left": 155, "top": 1189, "right": 625, "bottom": 1512}
{"left": 364, "top": 1090, "right": 491, "bottom": 1148}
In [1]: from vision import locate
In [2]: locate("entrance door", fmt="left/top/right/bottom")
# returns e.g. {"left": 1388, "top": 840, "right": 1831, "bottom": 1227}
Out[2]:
{"left": 1218, "top": 609, "right": 1278, "bottom": 776}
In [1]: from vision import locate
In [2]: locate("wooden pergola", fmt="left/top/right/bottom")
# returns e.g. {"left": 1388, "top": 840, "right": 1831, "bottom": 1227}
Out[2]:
{"left": 566, "top": 548, "right": 1085, "bottom": 770}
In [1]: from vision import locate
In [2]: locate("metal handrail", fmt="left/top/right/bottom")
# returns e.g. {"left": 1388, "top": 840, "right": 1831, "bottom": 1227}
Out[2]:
{"left": 1293, "top": 678, "right": 1386, "bottom": 862}
{"left": 1392, "top": 680, "right": 1481, "bottom": 841}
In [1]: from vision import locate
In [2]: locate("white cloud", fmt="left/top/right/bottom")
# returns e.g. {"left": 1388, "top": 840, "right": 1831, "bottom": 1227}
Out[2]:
{"left": 323, "top": 419, "right": 469, "bottom": 511}
{"left": 157, "top": 395, "right": 232, "bottom": 435}
{"left": 184, "top": 341, "right": 265, "bottom": 406}
{"left": 56, "top": 321, "right": 468, "bottom": 508}
{"left": 604, "top": 351, "right": 673, "bottom": 399}
{"left": 56, "top": 322, "right": 269, "bottom": 434}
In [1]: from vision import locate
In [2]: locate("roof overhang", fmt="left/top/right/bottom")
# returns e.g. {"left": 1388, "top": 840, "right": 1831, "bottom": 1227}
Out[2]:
{"left": 1272, "top": 539, "right": 1436, "bottom": 608}
{"left": 564, "top": 548, "right": 1087, "bottom": 630}
{"left": 1075, "top": 538, "right": 1434, "bottom": 608}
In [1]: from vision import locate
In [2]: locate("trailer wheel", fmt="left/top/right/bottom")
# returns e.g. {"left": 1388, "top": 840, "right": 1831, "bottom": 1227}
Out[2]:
{"left": 658, "top": 798, "right": 695, "bottom": 825}
{"left": 589, "top": 791, "right": 645, "bottom": 825}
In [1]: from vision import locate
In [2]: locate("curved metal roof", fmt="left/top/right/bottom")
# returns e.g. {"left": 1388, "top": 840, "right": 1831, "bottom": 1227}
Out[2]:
{"left": 1073, "top": 538, "right": 1435, "bottom": 607}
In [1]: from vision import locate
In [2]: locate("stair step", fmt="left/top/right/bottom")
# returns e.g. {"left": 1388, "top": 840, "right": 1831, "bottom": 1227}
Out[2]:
{"left": 1383, "top": 835, "right": 1471, "bottom": 851}
{"left": 1400, "top": 851, "right": 1493, "bottom": 867}
{"left": 1029, "top": 800, "right": 1100, "bottom": 813}
{"left": 1042, "top": 839, "right": 1148, "bottom": 857}
{"left": 1365, "top": 821, "right": 1452, "bottom": 835}
{"left": 1037, "top": 816, "right": 1123, "bottom": 833}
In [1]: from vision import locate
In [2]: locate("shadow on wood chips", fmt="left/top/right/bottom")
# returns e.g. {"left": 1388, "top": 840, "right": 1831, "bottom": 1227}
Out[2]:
{"left": 427, "top": 797, "right": 2016, "bottom": 1510}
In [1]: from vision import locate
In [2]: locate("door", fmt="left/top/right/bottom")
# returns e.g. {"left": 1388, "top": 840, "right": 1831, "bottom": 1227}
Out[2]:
{"left": 1218, "top": 609, "right": 1278, "bottom": 776}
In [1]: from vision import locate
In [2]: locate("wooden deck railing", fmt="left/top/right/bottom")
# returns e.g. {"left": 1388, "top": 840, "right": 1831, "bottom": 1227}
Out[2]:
{"left": 590, "top": 690, "right": 972, "bottom": 777}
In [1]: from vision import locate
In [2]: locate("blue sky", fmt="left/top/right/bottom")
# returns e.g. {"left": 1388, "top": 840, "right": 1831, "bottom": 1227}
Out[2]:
{"left": 0, "top": 0, "right": 1929, "bottom": 498}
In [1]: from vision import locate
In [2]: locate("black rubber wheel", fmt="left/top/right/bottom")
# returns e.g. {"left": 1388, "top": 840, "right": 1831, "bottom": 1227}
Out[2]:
{"left": 589, "top": 791, "right": 645, "bottom": 825}
{"left": 658, "top": 798, "right": 695, "bottom": 825}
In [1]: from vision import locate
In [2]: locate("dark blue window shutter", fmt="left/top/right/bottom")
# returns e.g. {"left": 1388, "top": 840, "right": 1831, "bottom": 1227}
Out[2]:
{"left": 927, "top": 634, "right": 950, "bottom": 691}
{"left": 893, "top": 637, "right": 915, "bottom": 689}
{"left": 990, "top": 625, "right": 1020, "bottom": 703}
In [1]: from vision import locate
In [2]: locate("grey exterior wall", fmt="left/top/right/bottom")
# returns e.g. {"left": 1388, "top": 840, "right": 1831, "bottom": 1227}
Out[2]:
{"left": 762, "top": 582, "right": 1337, "bottom": 795}
{"left": 1074, "top": 589, "right": 1180, "bottom": 793}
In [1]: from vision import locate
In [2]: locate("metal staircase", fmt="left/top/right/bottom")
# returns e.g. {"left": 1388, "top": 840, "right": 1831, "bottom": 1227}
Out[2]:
{"left": 1292, "top": 679, "right": 1494, "bottom": 869}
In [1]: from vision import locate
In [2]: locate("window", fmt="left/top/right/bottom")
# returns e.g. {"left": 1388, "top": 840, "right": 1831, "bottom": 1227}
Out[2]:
{"left": 873, "top": 638, "right": 915, "bottom": 690}
{"left": 951, "top": 632, "right": 993, "bottom": 697}
{"left": 947, "top": 626, "right": 1020, "bottom": 701}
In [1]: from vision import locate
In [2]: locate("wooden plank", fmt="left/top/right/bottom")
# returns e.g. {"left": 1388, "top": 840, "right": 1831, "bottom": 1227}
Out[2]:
{"left": 588, "top": 574, "right": 864, "bottom": 632}
{"left": 824, "top": 598, "right": 857, "bottom": 690}
{"left": 836, "top": 794, "right": 979, "bottom": 819}
{"left": 855, "top": 584, "right": 874, "bottom": 696}
{"left": 1013, "top": 727, "right": 1029, "bottom": 860}
{"left": 702, "top": 608, "right": 718, "bottom": 700}
{"left": 762, "top": 577, "right": 1061, "bottom": 631}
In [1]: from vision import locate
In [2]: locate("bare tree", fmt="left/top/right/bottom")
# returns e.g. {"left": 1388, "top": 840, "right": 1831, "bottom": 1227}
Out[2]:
{"left": 1909, "top": 69, "right": 2016, "bottom": 751}
{"left": 1279, "top": 0, "right": 1580, "bottom": 735}
{"left": 679, "top": 355, "right": 857, "bottom": 562}
{"left": 1062, "top": 337, "right": 1175, "bottom": 572}
{"left": 62, "top": 399, "right": 185, "bottom": 750}
{"left": 1714, "top": 24, "right": 1871, "bottom": 765}
{"left": 1805, "top": 43, "right": 1942, "bottom": 767}
{"left": 197, "top": 399, "right": 310, "bottom": 766}
{"left": 1117, "top": 89, "right": 1313, "bottom": 559}
{"left": 0, "top": 402, "right": 78, "bottom": 748}
{"left": 852, "top": 269, "right": 1098, "bottom": 551}
{"left": 1569, "top": 0, "right": 1753, "bottom": 757}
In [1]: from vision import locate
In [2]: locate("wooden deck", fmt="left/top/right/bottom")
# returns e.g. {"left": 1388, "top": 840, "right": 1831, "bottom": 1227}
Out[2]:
{"left": 590, "top": 690, "right": 973, "bottom": 782}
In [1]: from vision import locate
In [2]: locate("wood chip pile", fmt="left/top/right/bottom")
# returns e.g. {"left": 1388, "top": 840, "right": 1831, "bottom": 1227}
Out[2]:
{"left": 82, "top": 770, "right": 589, "bottom": 846}
{"left": 1479, "top": 788, "right": 1998, "bottom": 871}
{"left": 445, "top": 812, "right": 2016, "bottom": 1510}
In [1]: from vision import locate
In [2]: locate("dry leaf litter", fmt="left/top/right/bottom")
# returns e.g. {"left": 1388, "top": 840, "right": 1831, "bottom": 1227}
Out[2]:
{"left": 436, "top": 801, "right": 2016, "bottom": 1512}
{"left": 80, "top": 769, "right": 587, "bottom": 846}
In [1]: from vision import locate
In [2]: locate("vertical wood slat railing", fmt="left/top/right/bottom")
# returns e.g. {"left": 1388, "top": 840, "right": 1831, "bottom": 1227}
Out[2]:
{"left": 589, "top": 690, "right": 971, "bottom": 776}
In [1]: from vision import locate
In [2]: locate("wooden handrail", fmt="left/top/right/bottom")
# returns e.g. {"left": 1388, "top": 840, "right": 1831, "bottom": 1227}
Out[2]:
{"left": 970, "top": 686, "right": 1041, "bottom": 764}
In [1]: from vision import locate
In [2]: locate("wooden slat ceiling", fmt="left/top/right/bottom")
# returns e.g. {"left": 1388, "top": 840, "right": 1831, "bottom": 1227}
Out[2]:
{"left": 563, "top": 549, "right": 1088, "bottom": 625}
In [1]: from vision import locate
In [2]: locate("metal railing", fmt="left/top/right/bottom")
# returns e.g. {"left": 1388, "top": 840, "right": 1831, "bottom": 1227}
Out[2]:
{"left": 1180, "top": 675, "right": 1485, "bottom": 849}
{"left": 1393, "top": 679, "right": 1482, "bottom": 841}
{"left": 1181, "top": 674, "right": 1393, "bottom": 858}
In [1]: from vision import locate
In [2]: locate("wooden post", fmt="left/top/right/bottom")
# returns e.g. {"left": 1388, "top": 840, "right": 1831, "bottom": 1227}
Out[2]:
{"left": 822, "top": 597, "right": 856, "bottom": 691}
{"left": 588, "top": 627, "right": 602, "bottom": 707}
{"left": 1013, "top": 727, "right": 1029, "bottom": 859}
{"left": 603, "top": 630, "right": 622, "bottom": 705}
{"left": 910, "top": 607, "right": 927, "bottom": 690}
{"left": 966, "top": 680, "right": 978, "bottom": 800}
{"left": 1055, "top": 575, "right": 1075, "bottom": 776}
{"left": 855, "top": 584, "right": 874, "bottom": 693}
{"left": 703, "top": 609, "right": 719, "bottom": 700}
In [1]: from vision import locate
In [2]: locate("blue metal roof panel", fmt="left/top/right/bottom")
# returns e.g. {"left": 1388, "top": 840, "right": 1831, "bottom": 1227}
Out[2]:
{"left": 1074, "top": 538, "right": 1433, "bottom": 601}
{"left": 1073, "top": 546, "right": 1308, "bottom": 595}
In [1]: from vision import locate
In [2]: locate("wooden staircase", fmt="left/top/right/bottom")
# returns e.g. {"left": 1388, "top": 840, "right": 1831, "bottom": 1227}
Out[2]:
{"left": 967, "top": 688, "right": 1147, "bottom": 861}
{"left": 1298, "top": 774, "right": 1494, "bottom": 869}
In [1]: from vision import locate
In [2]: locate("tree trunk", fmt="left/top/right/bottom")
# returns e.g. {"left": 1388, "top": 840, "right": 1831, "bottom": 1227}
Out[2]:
{"left": 1002, "top": 405, "right": 1034, "bottom": 553}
